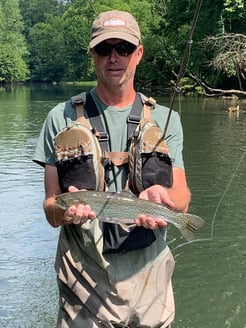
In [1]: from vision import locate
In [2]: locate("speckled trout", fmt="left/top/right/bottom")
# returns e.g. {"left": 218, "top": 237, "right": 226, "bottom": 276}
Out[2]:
{"left": 56, "top": 190, "right": 204, "bottom": 241}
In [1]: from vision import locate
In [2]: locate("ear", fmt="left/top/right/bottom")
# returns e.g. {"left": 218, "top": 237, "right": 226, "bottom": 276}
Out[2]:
{"left": 136, "top": 44, "right": 144, "bottom": 65}
{"left": 89, "top": 48, "right": 95, "bottom": 58}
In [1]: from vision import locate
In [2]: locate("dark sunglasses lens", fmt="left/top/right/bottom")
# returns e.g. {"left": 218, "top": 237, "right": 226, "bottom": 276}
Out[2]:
{"left": 94, "top": 42, "right": 112, "bottom": 56}
{"left": 94, "top": 42, "right": 136, "bottom": 57}
{"left": 115, "top": 42, "right": 136, "bottom": 56}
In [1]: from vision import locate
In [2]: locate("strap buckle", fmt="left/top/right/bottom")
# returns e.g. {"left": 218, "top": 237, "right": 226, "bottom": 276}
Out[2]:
{"left": 98, "top": 131, "right": 109, "bottom": 142}
{"left": 127, "top": 114, "right": 141, "bottom": 124}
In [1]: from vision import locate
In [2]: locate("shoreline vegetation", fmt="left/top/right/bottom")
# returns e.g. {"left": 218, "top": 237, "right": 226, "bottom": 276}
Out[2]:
{"left": 1, "top": 80, "right": 246, "bottom": 100}
{"left": 1, "top": 1, "right": 246, "bottom": 93}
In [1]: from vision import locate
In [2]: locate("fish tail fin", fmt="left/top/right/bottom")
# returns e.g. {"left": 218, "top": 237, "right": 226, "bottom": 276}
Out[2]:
{"left": 178, "top": 213, "right": 205, "bottom": 241}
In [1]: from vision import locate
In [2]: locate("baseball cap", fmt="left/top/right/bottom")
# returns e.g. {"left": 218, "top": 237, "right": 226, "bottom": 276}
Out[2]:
{"left": 90, "top": 10, "right": 141, "bottom": 48}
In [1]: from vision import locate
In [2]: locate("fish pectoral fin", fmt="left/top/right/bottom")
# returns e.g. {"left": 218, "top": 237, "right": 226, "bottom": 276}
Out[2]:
{"left": 97, "top": 216, "right": 135, "bottom": 232}
{"left": 117, "top": 222, "right": 132, "bottom": 232}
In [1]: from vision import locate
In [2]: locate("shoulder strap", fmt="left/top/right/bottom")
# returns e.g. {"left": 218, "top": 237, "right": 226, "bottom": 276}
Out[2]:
{"left": 85, "top": 92, "right": 110, "bottom": 153}
{"left": 71, "top": 92, "right": 110, "bottom": 152}
{"left": 71, "top": 92, "right": 86, "bottom": 117}
{"left": 84, "top": 93, "right": 129, "bottom": 166}
{"left": 127, "top": 93, "right": 143, "bottom": 138}
{"left": 127, "top": 93, "right": 156, "bottom": 138}
{"left": 71, "top": 91, "right": 155, "bottom": 137}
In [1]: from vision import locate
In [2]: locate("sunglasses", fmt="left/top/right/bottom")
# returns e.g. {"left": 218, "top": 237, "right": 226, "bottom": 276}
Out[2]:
{"left": 94, "top": 41, "right": 137, "bottom": 57}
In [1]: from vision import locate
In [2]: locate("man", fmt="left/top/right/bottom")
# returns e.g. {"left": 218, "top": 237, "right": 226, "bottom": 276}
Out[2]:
{"left": 33, "top": 10, "right": 191, "bottom": 328}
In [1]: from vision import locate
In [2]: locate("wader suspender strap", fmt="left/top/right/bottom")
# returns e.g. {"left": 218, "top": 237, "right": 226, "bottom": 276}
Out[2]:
{"left": 84, "top": 92, "right": 111, "bottom": 184}
{"left": 127, "top": 93, "right": 143, "bottom": 138}
{"left": 72, "top": 92, "right": 145, "bottom": 184}
{"left": 86, "top": 93, "right": 144, "bottom": 184}
{"left": 85, "top": 92, "right": 110, "bottom": 153}
{"left": 85, "top": 92, "right": 144, "bottom": 167}
{"left": 85, "top": 91, "right": 143, "bottom": 142}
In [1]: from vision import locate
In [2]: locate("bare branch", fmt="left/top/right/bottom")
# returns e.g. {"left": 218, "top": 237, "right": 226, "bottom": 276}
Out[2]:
{"left": 203, "top": 33, "right": 246, "bottom": 75}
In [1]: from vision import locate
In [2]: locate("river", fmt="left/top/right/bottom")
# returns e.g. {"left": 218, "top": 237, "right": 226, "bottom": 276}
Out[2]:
{"left": 0, "top": 84, "right": 245, "bottom": 328}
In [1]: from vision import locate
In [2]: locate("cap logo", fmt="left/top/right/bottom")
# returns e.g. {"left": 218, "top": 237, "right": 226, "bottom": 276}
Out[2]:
{"left": 103, "top": 18, "right": 127, "bottom": 27}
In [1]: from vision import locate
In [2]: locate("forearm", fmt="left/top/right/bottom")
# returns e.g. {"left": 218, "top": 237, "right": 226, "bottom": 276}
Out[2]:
{"left": 43, "top": 196, "right": 65, "bottom": 227}
{"left": 168, "top": 167, "right": 191, "bottom": 212}
{"left": 167, "top": 185, "right": 191, "bottom": 213}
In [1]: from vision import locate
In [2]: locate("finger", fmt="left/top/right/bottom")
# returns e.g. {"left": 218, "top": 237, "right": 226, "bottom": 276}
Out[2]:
{"left": 144, "top": 217, "right": 159, "bottom": 229}
{"left": 71, "top": 204, "right": 86, "bottom": 224}
{"left": 75, "top": 204, "right": 86, "bottom": 217}
{"left": 134, "top": 215, "right": 155, "bottom": 228}
{"left": 134, "top": 215, "right": 145, "bottom": 226}
{"left": 73, "top": 215, "right": 82, "bottom": 225}
{"left": 155, "top": 218, "right": 168, "bottom": 227}
{"left": 135, "top": 216, "right": 167, "bottom": 229}
{"left": 73, "top": 204, "right": 96, "bottom": 225}
{"left": 64, "top": 205, "right": 76, "bottom": 222}
{"left": 84, "top": 205, "right": 96, "bottom": 219}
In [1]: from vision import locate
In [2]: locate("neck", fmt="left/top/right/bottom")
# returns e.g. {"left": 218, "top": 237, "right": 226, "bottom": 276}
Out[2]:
{"left": 96, "top": 85, "right": 136, "bottom": 108}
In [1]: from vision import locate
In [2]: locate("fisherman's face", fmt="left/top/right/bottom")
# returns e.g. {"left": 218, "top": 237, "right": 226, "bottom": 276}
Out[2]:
{"left": 90, "top": 38, "right": 143, "bottom": 89}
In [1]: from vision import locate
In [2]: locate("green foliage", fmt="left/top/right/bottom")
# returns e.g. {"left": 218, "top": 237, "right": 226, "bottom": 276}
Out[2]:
{"left": 223, "top": 0, "right": 246, "bottom": 33}
{"left": 224, "top": 0, "right": 244, "bottom": 12}
{"left": 29, "top": 16, "right": 65, "bottom": 81}
{"left": 28, "top": 2, "right": 94, "bottom": 81}
{"left": 0, "top": 0, "right": 29, "bottom": 82}
{"left": 19, "top": 0, "right": 66, "bottom": 39}
{"left": 0, "top": 44, "right": 29, "bottom": 82}
{"left": 178, "top": 77, "right": 204, "bottom": 95}
{"left": 1, "top": 0, "right": 246, "bottom": 90}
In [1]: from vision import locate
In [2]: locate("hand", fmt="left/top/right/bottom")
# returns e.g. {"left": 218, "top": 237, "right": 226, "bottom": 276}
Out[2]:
{"left": 135, "top": 185, "right": 174, "bottom": 230}
{"left": 63, "top": 186, "right": 96, "bottom": 225}
{"left": 139, "top": 184, "right": 175, "bottom": 208}
{"left": 134, "top": 215, "right": 168, "bottom": 230}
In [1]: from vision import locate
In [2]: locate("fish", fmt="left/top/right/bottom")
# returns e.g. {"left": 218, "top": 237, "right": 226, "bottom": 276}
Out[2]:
{"left": 56, "top": 190, "right": 205, "bottom": 241}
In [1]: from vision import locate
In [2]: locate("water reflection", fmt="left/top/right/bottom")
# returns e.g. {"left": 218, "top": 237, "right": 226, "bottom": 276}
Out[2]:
{"left": 171, "top": 97, "right": 246, "bottom": 328}
{"left": 0, "top": 85, "right": 245, "bottom": 328}
{"left": 0, "top": 85, "right": 62, "bottom": 327}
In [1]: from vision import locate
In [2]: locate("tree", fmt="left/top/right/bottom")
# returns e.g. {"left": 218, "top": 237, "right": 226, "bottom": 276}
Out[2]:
{"left": 2, "top": 0, "right": 246, "bottom": 90}
{"left": 19, "top": 0, "right": 66, "bottom": 40}
{"left": 29, "top": 15, "right": 67, "bottom": 81}
{"left": 198, "top": 2, "right": 246, "bottom": 91}
{"left": 0, "top": 0, "right": 29, "bottom": 82}
{"left": 204, "top": 33, "right": 246, "bottom": 90}
{"left": 223, "top": 0, "right": 246, "bottom": 33}
{"left": 158, "top": 0, "right": 224, "bottom": 84}
{"left": 29, "top": 2, "right": 94, "bottom": 81}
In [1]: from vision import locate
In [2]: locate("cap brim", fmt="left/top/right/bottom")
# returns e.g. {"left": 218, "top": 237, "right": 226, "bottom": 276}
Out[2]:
{"left": 90, "top": 31, "right": 139, "bottom": 48}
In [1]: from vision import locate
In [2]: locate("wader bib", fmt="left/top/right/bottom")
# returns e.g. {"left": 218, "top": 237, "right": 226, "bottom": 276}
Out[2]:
{"left": 54, "top": 92, "right": 173, "bottom": 253}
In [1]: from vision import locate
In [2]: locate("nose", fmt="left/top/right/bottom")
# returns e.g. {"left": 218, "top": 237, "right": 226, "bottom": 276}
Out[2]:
{"left": 107, "top": 48, "right": 119, "bottom": 62}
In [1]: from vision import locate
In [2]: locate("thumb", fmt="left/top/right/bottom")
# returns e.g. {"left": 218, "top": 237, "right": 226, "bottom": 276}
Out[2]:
{"left": 68, "top": 185, "right": 79, "bottom": 193}
{"left": 163, "top": 198, "right": 175, "bottom": 209}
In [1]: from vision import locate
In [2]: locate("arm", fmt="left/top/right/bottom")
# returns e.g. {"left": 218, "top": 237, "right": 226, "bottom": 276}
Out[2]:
{"left": 43, "top": 164, "right": 96, "bottom": 227}
{"left": 43, "top": 164, "right": 64, "bottom": 227}
{"left": 164, "top": 167, "right": 191, "bottom": 212}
